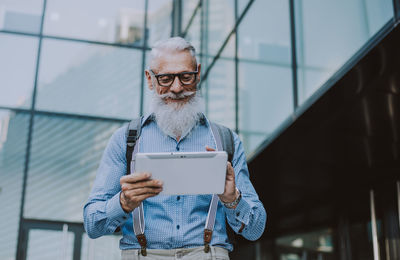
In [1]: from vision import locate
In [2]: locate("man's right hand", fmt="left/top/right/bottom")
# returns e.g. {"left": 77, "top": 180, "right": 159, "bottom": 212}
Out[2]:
{"left": 119, "top": 172, "right": 163, "bottom": 212}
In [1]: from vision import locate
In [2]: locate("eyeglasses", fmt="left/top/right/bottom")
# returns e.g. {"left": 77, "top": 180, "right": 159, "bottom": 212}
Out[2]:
{"left": 150, "top": 69, "right": 198, "bottom": 87}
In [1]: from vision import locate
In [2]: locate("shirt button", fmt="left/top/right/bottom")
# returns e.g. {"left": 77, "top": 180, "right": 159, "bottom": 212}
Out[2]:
{"left": 177, "top": 196, "right": 180, "bottom": 201}
{"left": 236, "top": 212, "right": 240, "bottom": 217}
{"left": 123, "top": 216, "right": 127, "bottom": 219}
{"left": 176, "top": 146, "right": 180, "bottom": 151}
{"left": 176, "top": 225, "right": 180, "bottom": 230}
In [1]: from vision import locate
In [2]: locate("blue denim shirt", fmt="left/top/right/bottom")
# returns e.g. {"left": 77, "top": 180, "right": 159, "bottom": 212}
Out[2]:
{"left": 83, "top": 114, "right": 266, "bottom": 251}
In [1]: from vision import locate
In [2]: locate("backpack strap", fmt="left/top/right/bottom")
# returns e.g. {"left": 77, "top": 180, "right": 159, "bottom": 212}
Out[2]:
{"left": 115, "top": 117, "right": 143, "bottom": 234}
{"left": 125, "top": 116, "right": 148, "bottom": 256}
{"left": 210, "top": 122, "right": 235, "bottom": 163}
{"left": 125, "top": 117, "right": 143, "bottom": 175}
{"left": 209, "top": 122, "right": 237, "bottom": 248}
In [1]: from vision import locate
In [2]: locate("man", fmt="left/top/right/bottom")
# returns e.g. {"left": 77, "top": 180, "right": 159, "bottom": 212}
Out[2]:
{"left": 83, "top": 37, "right": 266, "bottom": 259}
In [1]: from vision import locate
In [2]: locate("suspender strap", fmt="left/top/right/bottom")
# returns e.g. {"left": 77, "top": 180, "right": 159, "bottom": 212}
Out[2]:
{"left": 203, "top": 123, "right": 225, "bottom": 253}
{"left": 125, "top": 117, "right": 147, "bottom": 256}
{"left": 204, "top": 194, "right": 219, "bottom": 253}
{"left": 210, "top": 122, "right": 237, "bottom": 247}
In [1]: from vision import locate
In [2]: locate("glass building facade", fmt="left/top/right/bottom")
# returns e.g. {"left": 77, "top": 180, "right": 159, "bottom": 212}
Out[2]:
{"left": 0, "top": 0, "right": 396, "bottom": 259}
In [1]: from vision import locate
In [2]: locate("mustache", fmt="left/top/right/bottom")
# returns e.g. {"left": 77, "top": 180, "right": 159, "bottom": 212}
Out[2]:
{"left": 157, "top": 91, "right": 196, "bottom": 100}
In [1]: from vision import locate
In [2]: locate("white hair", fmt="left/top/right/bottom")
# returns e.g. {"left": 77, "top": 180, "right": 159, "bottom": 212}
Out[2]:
{"left": 149, "top": 37, "right": 197, "bottom": 70}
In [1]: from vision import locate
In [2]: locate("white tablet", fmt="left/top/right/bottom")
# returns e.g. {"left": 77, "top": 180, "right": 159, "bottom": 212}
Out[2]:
{"left": 133, "top": 151, "right": 227, "bottom": 195}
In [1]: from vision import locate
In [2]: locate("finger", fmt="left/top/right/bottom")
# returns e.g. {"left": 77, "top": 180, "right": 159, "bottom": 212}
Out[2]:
{"left": 226, "top": 163, "right": 235, "bottom": 179}
{"left": 122, "top": 191, "right": 162, "bottom": 208}
{"left": 130, "top": 187, "right": 163, "bottom": 196}
{"left": 226, "top": 162, "right": 234, "bottom": 172}
{"left": 124, "top": 188, "right": 163, "bottom": 200}
{"left": 205, "top": 146, "right": 215, "bottom": 151}
{"left": 120, "top": 172, "right": 152, "bottom": 184}
{"left": 121, "top": 180, "right": 163, "bottom": 192}
{"left": 122, "top": 179, "right": 163, "bottom": 191}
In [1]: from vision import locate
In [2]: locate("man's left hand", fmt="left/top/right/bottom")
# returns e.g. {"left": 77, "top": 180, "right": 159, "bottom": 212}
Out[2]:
{"left": 205, "top": 146, "right": 239, "bottom": 204}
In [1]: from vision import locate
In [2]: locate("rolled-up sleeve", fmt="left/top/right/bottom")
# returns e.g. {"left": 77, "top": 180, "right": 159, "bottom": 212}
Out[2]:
{"left": 224, "top": 133, "right": 267, "bottom": 241}
{"left": 83, "top": 126, "right": 130, "bottom": 239}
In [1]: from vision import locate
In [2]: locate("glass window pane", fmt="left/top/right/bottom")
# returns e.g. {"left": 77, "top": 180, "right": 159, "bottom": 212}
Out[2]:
{"left": 142, "top": 51, "right": 152, "bottom": 116}
{"left": 147, "top": 0, "right": 173, "bottom": 46}
{"left": 206, "top": 0, "right": 235, "bottom": 57}
{"left": 239, "top": 62, "right": 293, "bottom": 154}
{"left": 238, "top": 0, "right": 252, "bottom": 16}
{"left": 81, "top": 234, "right": 121, "bottom": 260}
{"left": 239, "top": 132, "right": 268, "bottom": 157}
{"left": 24, "top": 115, "right": 123, "bottom": 222}
{"left": 296, "top": 0, "right": 394, "bottom": 104}
{"left": 27, "top": 229, "right": 74, "bottom": 260}
{"left": 238, "top": 0, "right": 291, "bottom": 64}
{"left": 43, "top": 0, "right": 145, "bottom": 46}
{"left": 0, "top": 109, "right": 29, "bottom": 260}
{"left": 205, "top": 38, "right": 235, "bottom": 129}
{"left": 0, "top": 33, "right": 38, "bottom": 109}
{"left": 36, "top": 39, "right": 142, "bottom": 119}
{"left": 365, "top": 0, "right": 394, "bottom": 37}
{"left": 182, "top": 0, "right": 200, "bottom": 31}
{"left": 0, "top": 0, "right": 43, "bottom": 34}
{"left": 297, "top": 68, "right": 333, "bottom": 103}
{"left": 185, "top": 10, "right": 201, "bottom": 55}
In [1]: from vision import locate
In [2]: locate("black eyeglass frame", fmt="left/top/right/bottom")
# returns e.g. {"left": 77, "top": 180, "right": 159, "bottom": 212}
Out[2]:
{"left": 149, "top": 69, "right": 199, "bottom": 87}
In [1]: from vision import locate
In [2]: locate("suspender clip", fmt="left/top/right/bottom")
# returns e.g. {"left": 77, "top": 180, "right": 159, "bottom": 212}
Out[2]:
{"left": 203, "top": 229, "right": 213, "bottom": 253}
{"left": 140, "top": 247, "right": 147, "bottom": 256}
{"left": 204, "top": 243, "right": 210, "bottom": 253}
{"left": 136, "top": 234, "right": 147, "bottom": 256}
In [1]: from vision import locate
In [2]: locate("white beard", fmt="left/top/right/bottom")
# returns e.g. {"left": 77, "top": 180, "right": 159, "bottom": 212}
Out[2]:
{"left": 150, "top": 90, "right": 205, "bottom": 138}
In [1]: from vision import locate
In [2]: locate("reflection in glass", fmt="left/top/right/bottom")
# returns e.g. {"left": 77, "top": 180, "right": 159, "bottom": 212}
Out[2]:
{"left": 276, "top": 229, "right": 334, "bottom": 260}
{"left": 295, "top": 0, "right": 394, "bottom": 104}
{"left": 276, "top": 229, "right": 334, "bottom": 252}
{"left": 238, "top": 0, "right": 290, "bottom": 64}
{"left": 81, "top": 234, "right": 121, "bottom": 260}
{"left": 36, "top": 39, "right": 142, "bottom": 119}
{"left": 0, "top": 110, "right": 29, "bottom": 260}
{"left": 239, "top": 62, "right": 292, "bottom": 154}
{"left": 24, "top": 115, "right": 123, "bottom": 222}
{"left": 0, "top": 0, "right": 43, "bottom": 33}
{"left": 147, "top": 0, "right": 173, "bottom": 46}
{"left": 43, "top": 0, "right": 145, "bottom": 46}
{"left": 26, "top": 229, "right": 74, "bottom": 260}
{"left": 0, "top": 33, "right": 38, "bottom": 108}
